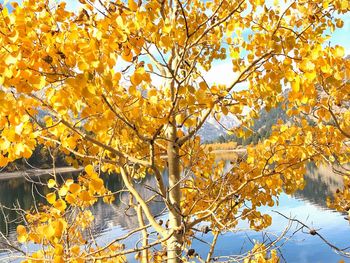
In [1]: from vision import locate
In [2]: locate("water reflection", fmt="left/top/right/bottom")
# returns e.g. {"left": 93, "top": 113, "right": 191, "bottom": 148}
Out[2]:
{"left": 0, "top": 174, "right": 50, "bottom": 241}
{"left": 296, "top": 163, "right": 343, "bottom": 209}
{"left": 0, "top": 172, "right": 165, "bottom": 247}
{"left": 90, "top": 176, "right": 166, "bottom": 233}
{"left": 0, "top": 163, "right": 349, "bottom": 262}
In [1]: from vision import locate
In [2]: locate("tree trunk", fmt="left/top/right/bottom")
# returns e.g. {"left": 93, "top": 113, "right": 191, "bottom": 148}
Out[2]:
{"left": 167, "top": 123, "right": 182, "bottom": 263}
{"left": 137, "top": 205, "right": 149, "bottom": 263}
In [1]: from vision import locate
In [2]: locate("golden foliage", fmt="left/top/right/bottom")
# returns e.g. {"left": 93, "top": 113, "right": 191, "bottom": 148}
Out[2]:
{"left": 0, "top": 0, "right": 349, "bottom": 261}
{"left": 17, "top": 165, "right": 121, "bottom": 262}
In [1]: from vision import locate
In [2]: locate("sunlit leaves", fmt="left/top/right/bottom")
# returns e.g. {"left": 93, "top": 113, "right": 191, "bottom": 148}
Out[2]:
{"left": 46, "top": 193, "right": 57, "bottom": 204}
{"left": 17, "top": 225, "right": 28, "bottom": 243}
{"left": 334, "top": 45, "right": 345, "bottom": 57}
{"left": 128, "top": 0, "right": 138, "bottom": 12}
{"left": 243, "top": 243, "right": 279, "bottom": 263}
{"left": 69, "top": 183, "right": 81, "bottom": 194}
{"left": 85, "top": 164, "right": 94, "bottom": 175}
{"left": 0, "top": 0, "right": 349, "bottom": 261}
{"left": 18, "top": 169, "right": 123, "bottom": 262}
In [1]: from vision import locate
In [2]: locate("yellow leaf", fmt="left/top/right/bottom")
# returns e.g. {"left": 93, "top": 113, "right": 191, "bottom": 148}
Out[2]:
{"left": 40, "top": 24, "right": 51, "bottom": 33}
{"left": 90, "top": 178, "right": 104, "bottom": 192}
{"left": 17, "top": 225, "right": 27, "bottom": 243}
{"left": 46, "top": 192, "right": 57, "bottom": 204}
{"left": 340, "top": 0, "right": 349, "bottom": 9}
{"left": 280, "top": 125, "right": 288, "bottom": 132}
{"left": 5, "top": 53, "right": 20, "bottom": 65}
{"left": 305, "top": 71, "right": 316, "bottom": 81}
{"left": 86, "top": 84, "right": 96, "bottom": 95}
{"left": 131, "top": 73, "right": 142, "bottom": 86}
{"left": 321, "top": 64, "right": 332, "bottom": 74}
{"left": 80, "top": 191, "right": 92, "bottom": 202}
{"left": 69, "top": 183, "right": 81, "bottom": 194}
{"left": 71, "top": 246, "right": 80, "bottom": 255}
{"left": 128, "top": 0, "right": 138, "bottom": 11}
{"left": 8, "top": 30, "right": 19, "bottom": 43}
{"left": 291, "top": 76, "right": 300, "bottom": 92}
{"left": 52, "top": 220, "right": 66, "bottom": 238}
{"left": 221, "top": 106, "right": 228, "bottom": 115}
{"left": 58, "top": 185, "right": 69, "bottom": 196}
{"left": 54, "top": 246, "right": 64, "bottom": 257}
{"left": 48, "top": 179, "right": 57, "bottom": 188}
{"left": 150, "top": 96, "right": 158, "bottom": 104}
{"left": 0, "top": 155, "right": 9, "bottom": 167}
{"left": 160, "top": 35, "right": 171, "bottom": 48}
{"left": 78, "top": 61, "right": 89, "bottom": 71}
{"left": 334, "top": 72, "right": 342, "bottom": 80}
{"left": 163, "top": 23, "right": 172, "bottom": 34}
{"left": 85, "top": 164, "right": 94, "bottom": 175}
{"left": 54, "top": 199, "right": 67, "bottom": 212}
{"left": 65, "top": 194, "right": 75, "bottom": 204}
{"left": 334, "top": 46, "right": 345, "bottom": 57}
{"left": 231, "top": 50, "right": 240, "bottom": 59}
{"left": 178, "top": 86, "right": 186, "bottom": 95}
{"left": 199, "top": 81, "right": 207, "bottom": 90}
{"left": 147, "top": 63, "right": 153, "bottom": 71}
{"left": 65, "top": 179, "right": 74, "bottom": 186}
{"left": 299, "top": 60, "right": 315, "bottom": 72}
{"left": 305, "top": 131, "right": 313, "bottom": 144}
{"left": 148, "top": 89, "right": 157, "bottom": 97}
{"left": 336, "top": 19, "right": 344, "bottom": 28}
{"left": 14, "top": 143, "right": 25, "bottom": 156}
{"left": 129, "top": 85, "right": 137, "bottom": 96}
{"left": 22, "top": 145, "right": 33, "bottom": 159}
{"left": 122, "top": 47, "right": 133, "bottom": 62}
{"left": 65, "top": 136, "right": 77, "bottom": 149}
{"left": 44, "top": 224, "right": 56, "bottom": 238}
{"left": 301, "top": 96, "right": 308, "bottom": 104}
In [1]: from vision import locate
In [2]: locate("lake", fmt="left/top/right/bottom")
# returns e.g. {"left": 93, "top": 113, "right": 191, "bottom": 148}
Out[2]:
{"left": 1, "top": 163, "right": 350, "bottom": 262}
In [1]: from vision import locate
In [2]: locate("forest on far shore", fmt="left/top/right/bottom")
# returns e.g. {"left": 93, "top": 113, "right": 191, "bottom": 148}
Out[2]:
{"left": 2, "top": 144, "right": 68, "bottom": 172}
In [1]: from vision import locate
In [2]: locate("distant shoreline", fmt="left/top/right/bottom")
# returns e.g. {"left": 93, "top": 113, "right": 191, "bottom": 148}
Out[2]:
{"left": 211, "top": 149, "right": 248, "bottom": 159}
{"left": 0, "top": 167, "right": 83, "bottom": 180}
{"left": 211, "top": 149, "right": 247, "bottom": 154}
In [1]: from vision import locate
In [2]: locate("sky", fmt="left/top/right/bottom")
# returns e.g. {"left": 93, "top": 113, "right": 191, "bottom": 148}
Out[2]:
{"left": 329, "top": 12, "right": 350, "bottom": 53}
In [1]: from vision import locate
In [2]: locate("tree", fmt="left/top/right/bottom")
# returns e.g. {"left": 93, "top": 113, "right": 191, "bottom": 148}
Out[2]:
{"left": 0, "top": 0, "right": 349, "bottom": 262}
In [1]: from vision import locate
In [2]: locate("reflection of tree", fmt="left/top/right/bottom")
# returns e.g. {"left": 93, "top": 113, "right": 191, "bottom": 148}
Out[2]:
{"left": 0, "top": 164, "right": 343, "bottom": 251}
{"left": 0, "top": 173, "right": 165, "bottom": 247}
{"left": 3, "top": 144, "right": 69, "bottom": 172}
{"left": 295, "top": 163, "right": 343, "bottom": 209}
{"left": 0, "top": 177, "right": 48, "bottom": 239}
{"left": 0, "top": 173, "right": 77, "bottom": 245}
{"left": 91, "top": 176, "right": 165, "bottom": 232}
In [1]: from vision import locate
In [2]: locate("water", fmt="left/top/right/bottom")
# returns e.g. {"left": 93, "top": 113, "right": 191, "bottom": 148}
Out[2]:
{"left": 0, "top": 164, "right": 350, "bottom": 262}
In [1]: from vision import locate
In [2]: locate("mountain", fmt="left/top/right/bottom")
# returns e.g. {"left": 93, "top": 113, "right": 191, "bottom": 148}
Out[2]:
{"left": 207, "top": 102, "right": 288, "bottom": 145}
{"left": 251, "top": 104, "right": 288, "bottom": 135}
{"left": 198, "top": 114, "right": 239, "bottom": 142}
